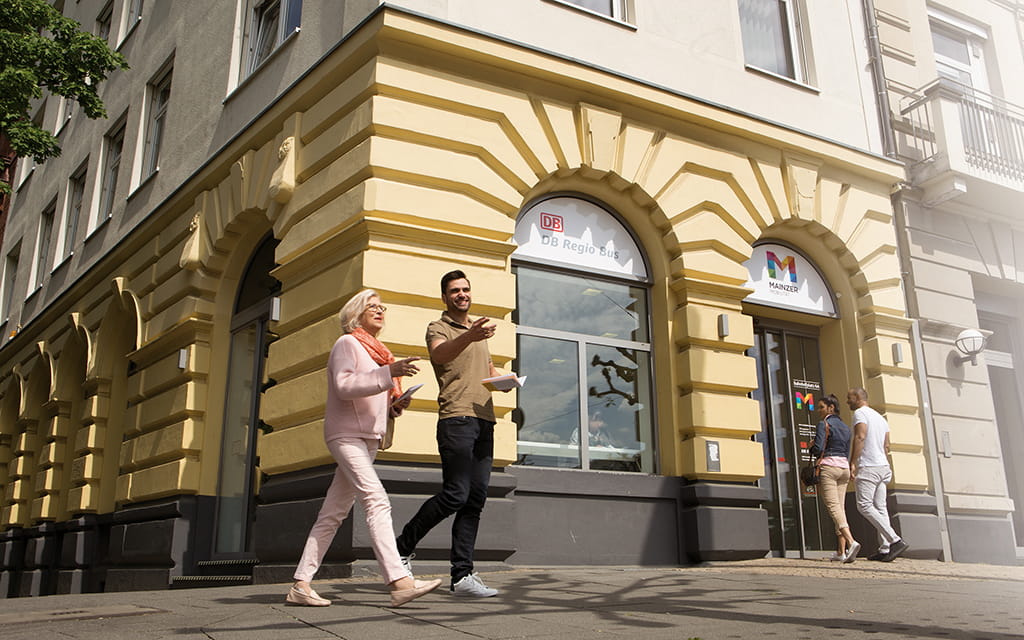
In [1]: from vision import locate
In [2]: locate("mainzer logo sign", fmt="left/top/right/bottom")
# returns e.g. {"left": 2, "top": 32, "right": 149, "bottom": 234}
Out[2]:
{"left": 742, "top": 242, "right": 837, "bottom": 318}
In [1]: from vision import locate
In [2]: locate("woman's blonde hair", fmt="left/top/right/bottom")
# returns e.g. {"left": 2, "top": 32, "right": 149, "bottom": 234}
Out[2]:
{"left": 338, "top": 289, "right": 380, "bottom": 333}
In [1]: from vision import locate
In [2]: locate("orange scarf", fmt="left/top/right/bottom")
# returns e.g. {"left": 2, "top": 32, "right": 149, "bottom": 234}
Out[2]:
{"left": 350, "top": 327, "right": 402, "bottom": 399}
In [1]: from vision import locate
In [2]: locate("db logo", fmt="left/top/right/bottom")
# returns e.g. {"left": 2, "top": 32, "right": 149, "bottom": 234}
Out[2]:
{"left": 540, "top": 212, "right": 564, "bottom": 232}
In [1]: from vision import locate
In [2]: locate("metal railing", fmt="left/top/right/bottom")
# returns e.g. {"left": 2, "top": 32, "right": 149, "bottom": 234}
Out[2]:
{"left": 899, "top": 77, "right": 1024, "bottom": 183}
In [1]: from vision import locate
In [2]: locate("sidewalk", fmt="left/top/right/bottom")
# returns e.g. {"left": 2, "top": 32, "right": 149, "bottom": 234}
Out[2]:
{"left": 2, "top": 558, "right": 1023, "bottom": 639}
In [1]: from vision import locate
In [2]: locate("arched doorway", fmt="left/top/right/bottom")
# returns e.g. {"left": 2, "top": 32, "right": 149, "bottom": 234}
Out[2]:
{"left": 212, "top": 235, "right": 279, "bottom": 557}
{"left": 743, "top": 240, "right": 840, "bottom": 557}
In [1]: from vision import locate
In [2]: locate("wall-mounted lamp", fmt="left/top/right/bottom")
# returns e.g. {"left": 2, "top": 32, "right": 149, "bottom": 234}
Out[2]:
{"left": 953, "top": 328, "right": 986, "bottom": 366}
{"left": 891, "top": 343, "right": 904, "bottom": 366}
{"left": 717, "top": 313, "right": 729, "bottom": 339}
{"left": 177, "top": 347, "right": 189, "bottom": 370}
{"left": 270, "top": 296, "right": 281, "bottom": 322}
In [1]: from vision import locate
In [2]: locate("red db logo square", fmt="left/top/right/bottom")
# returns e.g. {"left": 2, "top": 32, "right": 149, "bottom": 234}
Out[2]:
{"left": 540, "top": 213, "right": 564, "bottom": 232}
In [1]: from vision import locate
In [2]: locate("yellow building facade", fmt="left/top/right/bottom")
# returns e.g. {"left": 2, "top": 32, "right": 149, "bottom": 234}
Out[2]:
{"left": 0, "top": 7, "right": 934, "bottom": 593}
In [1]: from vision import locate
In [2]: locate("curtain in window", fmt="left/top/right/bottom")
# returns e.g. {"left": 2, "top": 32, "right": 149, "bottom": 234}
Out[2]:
{"left": 739, "top": 0, "right": 794, "bottom": 78}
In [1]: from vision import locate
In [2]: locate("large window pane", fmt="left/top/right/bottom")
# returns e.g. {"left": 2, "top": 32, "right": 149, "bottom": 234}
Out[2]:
{"left": 585, "top": 345, "right": 652, "bottom": 472}
{"left": 515, "top": 335, "right": 580, "bottom": 469}
{"left": 515, "top": 267, "right": 648, "bottom": 342}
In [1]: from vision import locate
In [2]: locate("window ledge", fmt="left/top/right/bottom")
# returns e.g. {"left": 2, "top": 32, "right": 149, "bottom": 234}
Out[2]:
{"left": 543, "top": 0, "right": 637, "bottom": 30}
{"left": 117, "top": 17, "right": 142, "bottom": 51}
{"left": 744, "top": 65, "right": 820, "bottom": 94}
{"left": 51, "top": 252, "right": 73, "bottom": 274}
{"left": 130, "top": 168, "right": 159, "bottom": 199}
{"left": 25, "top": 285, "right": 41, "bottom": 304}
{"left": 85, "top": 214, "right": 112, "bottom": 242}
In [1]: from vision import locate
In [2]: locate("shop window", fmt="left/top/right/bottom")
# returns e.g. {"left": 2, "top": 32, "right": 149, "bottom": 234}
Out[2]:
{"left": 738, "top": 0, "right": 810, "bottom": 83}
{"left": 512, "top": 196, "right": 654, "bottom": 473}
{"left": 242, "top": 0, "right": 302, "bottom": 78}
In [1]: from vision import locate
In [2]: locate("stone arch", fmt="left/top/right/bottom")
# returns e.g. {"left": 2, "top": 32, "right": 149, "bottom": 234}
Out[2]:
{"left": 47, "top": 318, "right": 92, "bottom": 521}
{"left": 71, "top": 283, "right": 141, "bottom": 515}
{"left": 9, "top": 344, "right": 55, "bottom": 525}
{"left": 0, "top": 369, "right": 24, "bottom": 526}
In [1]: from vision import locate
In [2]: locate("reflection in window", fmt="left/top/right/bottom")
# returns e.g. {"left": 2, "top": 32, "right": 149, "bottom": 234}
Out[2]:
{"left": 514, "top": 265, "right": 654, "bottom": 473}
{"left": 515, "top": 267, "right": 648, "bottom": 342}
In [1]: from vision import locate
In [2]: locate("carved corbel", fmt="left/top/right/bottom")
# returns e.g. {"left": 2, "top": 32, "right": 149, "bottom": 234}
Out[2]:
{"left": 268, "top": 136, "right": 296, "bottom": 208}
{"left": 180, "top": 203, "right": 213, "bottom": 271}
{"left": 110, "top": 277, "right": 144, "bottom": 350}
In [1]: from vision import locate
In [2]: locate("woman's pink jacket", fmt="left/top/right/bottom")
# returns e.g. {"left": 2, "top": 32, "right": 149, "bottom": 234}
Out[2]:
{"left": 323, "top": 334, "right": 395, "bottom": 443}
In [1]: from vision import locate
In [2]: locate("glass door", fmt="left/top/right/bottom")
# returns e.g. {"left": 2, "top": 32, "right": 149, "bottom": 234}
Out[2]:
{"left": 751, "top": 325, "right": 836, "bottom": 557}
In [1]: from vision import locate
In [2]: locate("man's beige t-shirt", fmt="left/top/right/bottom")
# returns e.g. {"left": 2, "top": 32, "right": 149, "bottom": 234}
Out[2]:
{"left": 426, "top": 312, "right": 496, "bottom": 422}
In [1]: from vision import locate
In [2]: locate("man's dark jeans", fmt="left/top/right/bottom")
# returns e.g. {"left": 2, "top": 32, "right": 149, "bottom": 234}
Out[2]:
{"left": 396, "top": 416, "right": 494, "bottom": 583}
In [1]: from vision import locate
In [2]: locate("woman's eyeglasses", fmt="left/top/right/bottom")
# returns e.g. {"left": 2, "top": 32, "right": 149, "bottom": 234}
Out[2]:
{"left": 365, "top": 303, "right": 387, "bottom": 313}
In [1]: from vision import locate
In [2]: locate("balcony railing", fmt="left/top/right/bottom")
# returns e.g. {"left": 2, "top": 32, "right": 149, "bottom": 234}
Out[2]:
{"left": 899, "top": 77, "right": 1024, "bottom": 185}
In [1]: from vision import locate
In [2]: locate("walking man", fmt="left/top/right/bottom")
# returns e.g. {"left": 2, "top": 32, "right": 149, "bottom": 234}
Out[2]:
{"left": 396, "top": 270, "right": 503, "bottom": 597}
{"left": 847, "top": 387, "right": 910, "bottom": 562}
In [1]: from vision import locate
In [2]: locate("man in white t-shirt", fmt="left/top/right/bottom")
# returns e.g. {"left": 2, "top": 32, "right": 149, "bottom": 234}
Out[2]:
{"left": 847, "top": 387, "right": 909, "bottom": 562}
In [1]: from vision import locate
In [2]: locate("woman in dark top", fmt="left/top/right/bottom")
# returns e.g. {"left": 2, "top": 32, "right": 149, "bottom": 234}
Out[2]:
{"left": 810, "top": 393, "right": 861, "bottom": 563}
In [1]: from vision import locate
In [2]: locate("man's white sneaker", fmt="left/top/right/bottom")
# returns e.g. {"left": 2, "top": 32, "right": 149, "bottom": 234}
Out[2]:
{"left": 400, "top": 553, "right": 415, "bottom": 577}
{"left": 451, "top": 573, "right": 498, "bottom": 597}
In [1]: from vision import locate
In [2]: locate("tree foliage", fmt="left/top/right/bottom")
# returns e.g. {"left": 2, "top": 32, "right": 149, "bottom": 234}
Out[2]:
{"left": 0, "top": 0, "right": 128, "bottom": 192}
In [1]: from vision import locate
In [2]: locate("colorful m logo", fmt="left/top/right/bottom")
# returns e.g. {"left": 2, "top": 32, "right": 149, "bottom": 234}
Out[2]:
{"left": 794, "top": 392, "right": 815, "bottom": 411}
{"left": 766, "top": 251, "right": 797, "bottom": 283}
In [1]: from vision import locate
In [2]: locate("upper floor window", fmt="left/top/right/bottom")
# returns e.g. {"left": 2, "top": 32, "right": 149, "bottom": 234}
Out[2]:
{"left": 33, "top": 203, "right": 55, "bottom": 289}
{"left": 553, "top": 0, "right": 630, "bottom": 21}
{"left": 738, "top": 0, "right": 809, "bottom": 83}
{"left": 2, "top": 246, "right": 20, "bottom": 322}
{"left": 62, "top": 163, "right": 87, "bottom": 259}
{"left": 96, "top": 2, "right": 113, "bottom": 43}
{"left": 96, "top": 122, "right": 125, "bottom": 229}
{"left": 929, "top": 8, "right": 990, "bottom": 93}
{"left": 143, "top": 67, "right": 172, "bottom": 178}
{"left": 243, "top": 0, "right": 302, "bottom": 77}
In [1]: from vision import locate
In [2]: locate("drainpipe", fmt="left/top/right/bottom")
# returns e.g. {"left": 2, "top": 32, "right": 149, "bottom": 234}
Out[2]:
{"left": 893, "top": 194, "right": 954, "bottom": 562}
{"left": 862, "top": 0, "right": 898, "bottom": 157}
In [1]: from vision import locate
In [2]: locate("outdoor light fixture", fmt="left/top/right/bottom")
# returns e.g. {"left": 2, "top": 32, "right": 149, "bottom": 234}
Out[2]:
{"left": 953, "top": 328, "right": 986, "bottom": 366}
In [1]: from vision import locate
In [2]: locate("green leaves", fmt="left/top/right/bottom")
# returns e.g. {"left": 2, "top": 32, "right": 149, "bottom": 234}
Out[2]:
{"left": 0, "top": 0, "right": 129, "bottom": 190}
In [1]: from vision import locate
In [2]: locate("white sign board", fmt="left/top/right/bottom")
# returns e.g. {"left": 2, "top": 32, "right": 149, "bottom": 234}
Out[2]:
{"left": 513, "top": 197, "right": 646, "bottom": 280}
{"left": 743, "top": 243, "right": 837, "bottom": 317}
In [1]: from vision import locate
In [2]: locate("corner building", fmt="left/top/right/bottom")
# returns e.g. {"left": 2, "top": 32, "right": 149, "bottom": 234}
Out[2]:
{"left": 873, "top": 0, "right": 1024, "bottom": 564}
{"left": 0, "top": 1, "right": 936, "bottom": 595}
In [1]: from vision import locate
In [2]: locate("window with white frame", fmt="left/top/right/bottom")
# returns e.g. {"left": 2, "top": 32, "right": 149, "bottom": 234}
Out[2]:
{"left": 62, "top": 164, "right": 87, "bottom": 259}
{"left": 553, "top": 0, "right": 629, "bottom": 21}
{"left": 33, "top": 203, "right": 55, "bottom": 289}
{"left": 738, "top": 0, "right": 809, "bottom": 83}
{"left": 143, "top": 67, "right": 172, "bottom": 178}
{"left": 2, "top": 246, "right": 20, "bottom": 322}
{"left": 97, "top": 123, "right": 125, "bottom": 228}
{"left": 929, "top": 8, "right": 990, "bottom": 93}
{"left": 242, "top": 0, "right": 302, "bottom": 78}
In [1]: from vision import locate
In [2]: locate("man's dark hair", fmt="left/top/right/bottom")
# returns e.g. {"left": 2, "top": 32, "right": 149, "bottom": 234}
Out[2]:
{"left": 441, "top": 269, "right": 469, "bottom": 294}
